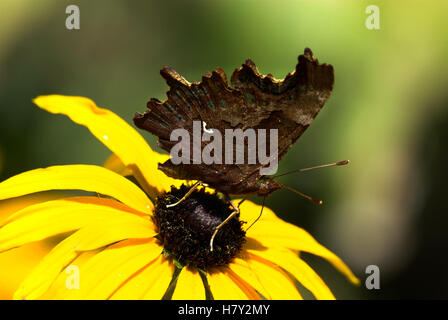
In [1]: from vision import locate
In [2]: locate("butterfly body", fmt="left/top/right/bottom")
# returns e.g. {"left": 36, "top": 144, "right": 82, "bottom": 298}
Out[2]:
{"left": 158, "top": 160, "right": 282, "bottom": 196}
{"left": 134, "top": 48, "right": 334, "bottom": 197}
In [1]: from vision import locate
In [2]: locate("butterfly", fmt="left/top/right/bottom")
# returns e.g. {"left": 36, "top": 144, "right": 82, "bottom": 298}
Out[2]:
{"left": 134, "top": 48, "right": 334, "bottom": 199}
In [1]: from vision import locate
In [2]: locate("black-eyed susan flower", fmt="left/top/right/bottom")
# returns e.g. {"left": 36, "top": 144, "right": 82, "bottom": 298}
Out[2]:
{"left": 0, "top": 95, "right": 359, "bottom": 300}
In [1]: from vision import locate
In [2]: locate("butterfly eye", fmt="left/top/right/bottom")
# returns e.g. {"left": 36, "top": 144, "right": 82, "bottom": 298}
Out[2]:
{"left": 255, "top": 177, "right": 267, "bottom": 186}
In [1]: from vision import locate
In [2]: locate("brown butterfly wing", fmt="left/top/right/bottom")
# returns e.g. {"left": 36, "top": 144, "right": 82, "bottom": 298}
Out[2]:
{"left": 230, "top": 48, "right": 334, "bottom": 163}
{"left": 133, "top": 48, "right": 334, "bottom": 192}
{"left": 133, "top": 65, "right": 247, "bottom": 188}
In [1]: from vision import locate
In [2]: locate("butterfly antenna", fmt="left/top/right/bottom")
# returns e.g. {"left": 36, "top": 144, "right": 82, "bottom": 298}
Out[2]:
{"left": 245, "top": 196, "right": 266, "bottom": 232}
{"left": 278, "top": 183, "right": 323, "bottom": 205}
{"left": 272, "top": 160, "right": 350, "bottom": 179}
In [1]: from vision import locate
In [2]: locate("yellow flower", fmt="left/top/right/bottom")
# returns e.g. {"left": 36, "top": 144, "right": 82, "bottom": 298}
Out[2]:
{"left": 0, "top": 95, "right": 359, "bottom": 300}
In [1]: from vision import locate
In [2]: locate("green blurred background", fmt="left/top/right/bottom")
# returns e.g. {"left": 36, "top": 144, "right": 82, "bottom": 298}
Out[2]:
{"left": 1, "top": 0, "right": 447, "bottom": 299}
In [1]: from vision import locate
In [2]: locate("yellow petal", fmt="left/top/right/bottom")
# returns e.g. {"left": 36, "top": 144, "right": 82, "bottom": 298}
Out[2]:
{"left": 33, "top": 95, "right": 182, "bottom": 197}
{"left": 14, "top": 217, "right": 155, "bottom": 300}
{"left": 0, "top": 164, "right": 153, "bottom": 214}
{"left": 239, "top": 200, "right": 359, "bottom": 285}
{"left": 247, "top": 246, "right": 335, "bottom": 300}
{"left": 0, "top": 241, "right": 52, "bottom": 300}
{"left": 38, "top": 250, "right": 98, "bottom": 300}
{"left": 141, "top": 256, "right": 175, "bottom": 299}
{"left": 245, "top": 253, "right": 303, "bottom": 300}
{"left": 103, "top": 154, "right": 132, "bottom": 177}
{"left": 2, "top": 196, "right": 146, "bottom": 226}
{"left": 0, "top": 193, "right": 63, "bottom": 299}
{"left": 207, "top": 268, "right": 260, "bottom": 300}
{"left": 0, "top": 193, "right": 63, "bottom": 225}
{"left": 68, "top": 239, "right": 162, "bottom": 300}
{"left": 111, "top": 255, "right": 173, "bottom": 300}
{"left": 172, "top": 268, "right": 206, "bottom": 300}
{"left": 0, "top": 197, "right": 153, "bottom": 252}
{"left": 224, "top": 267, "right": 262, "bottom": 300}
{"left": 228, "top": 257, "right": 273, "bottom": 299}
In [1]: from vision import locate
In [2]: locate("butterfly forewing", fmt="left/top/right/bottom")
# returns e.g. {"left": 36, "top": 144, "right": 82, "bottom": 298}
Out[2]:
{"left": 134, "top": 48, "right": 334, "bottom": 195}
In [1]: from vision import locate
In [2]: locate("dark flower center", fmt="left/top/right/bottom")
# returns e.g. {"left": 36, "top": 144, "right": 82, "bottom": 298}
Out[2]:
{"left": 153, "top": 185, "right": 246, "bottom": 270}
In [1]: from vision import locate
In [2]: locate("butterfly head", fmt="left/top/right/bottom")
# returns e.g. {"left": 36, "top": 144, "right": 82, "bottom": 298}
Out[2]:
{"left": 255, "top": 176, "right": 283, "bottom": 196}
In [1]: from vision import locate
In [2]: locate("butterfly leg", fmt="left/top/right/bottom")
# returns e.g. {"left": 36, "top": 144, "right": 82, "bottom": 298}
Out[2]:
{"left": 210, "top": 198, "right": 240, "bottom": 252}
{"left": 245, "top": 196, "right": 266, "bottom": 232}
{"left": 166, "top": 181, "right": 208, "bottom": 208}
